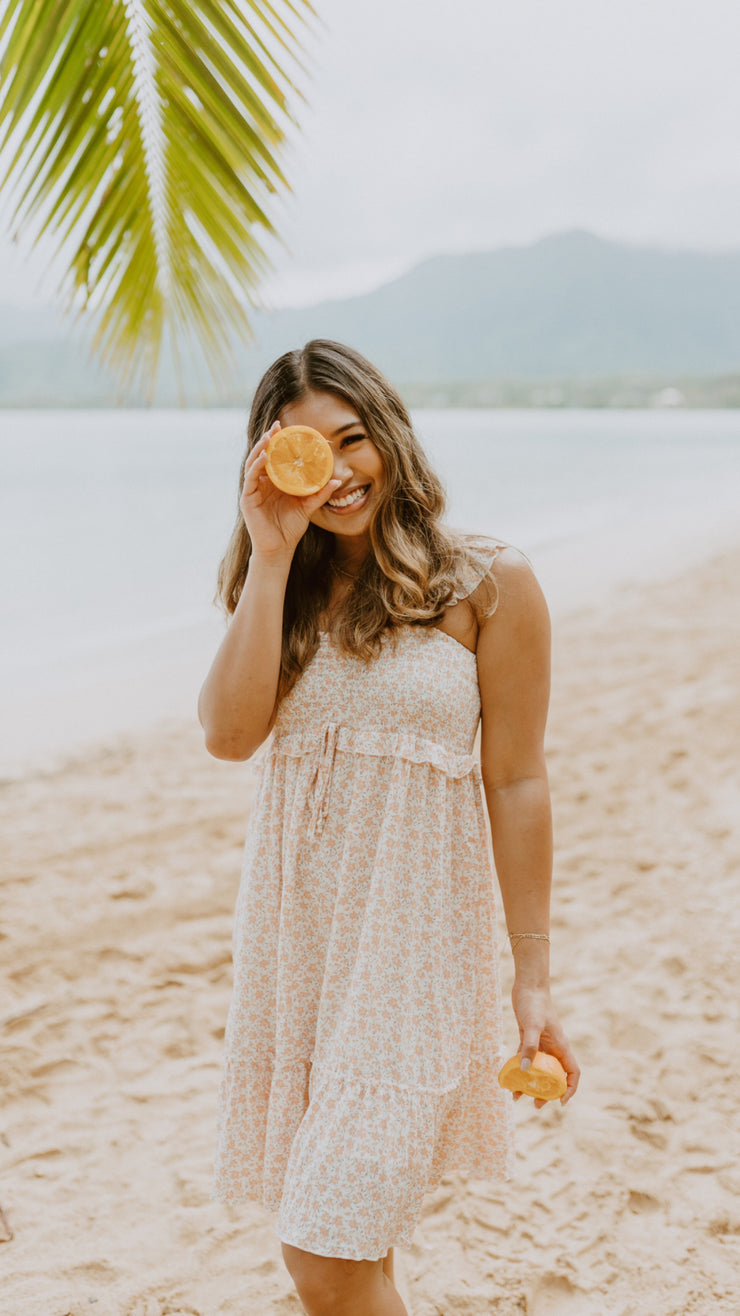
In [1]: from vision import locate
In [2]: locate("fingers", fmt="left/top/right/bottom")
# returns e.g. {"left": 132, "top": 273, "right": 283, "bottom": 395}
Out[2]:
{"left": 540, "top": 1045, "right": 580, "bottom": 1107}
{"left": 246, "top": 421, "right": 280, "bottom": 470}
{"left": 543, "top": 1033, "right": 580, "bottom": 1106}
{"left": 512, "top": 1030, "right": 581, "bottom": 1110}
{"left": 242, "top": 449, "right": 268, "bottom": 494}
{"left": 242, "top": 422, "right": 280, "bottom": 495}
{"left": 518, "top": 1023, "right": 542, "bottom": 1073}
{"left": 560, "top": 1050, "right": 581, "bottom": 1106}
{"left": 302, "top": 477, "right": 342, "bottom": 512}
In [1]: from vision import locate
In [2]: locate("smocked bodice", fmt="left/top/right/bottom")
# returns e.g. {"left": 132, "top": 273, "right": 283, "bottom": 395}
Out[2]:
{"left": 273, "top": 624, "right": 482, "bottom": 754}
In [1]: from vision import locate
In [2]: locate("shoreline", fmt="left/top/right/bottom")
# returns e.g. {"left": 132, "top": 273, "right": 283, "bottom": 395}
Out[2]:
{"left": 4, "top": 385, "right": 740, "bottom": 411}
{"left": 1, "top": 544, "right": 739, "bottom": 1313}
{"left": 4, "top": 406, "right": 740, "bottom": 780}
{"left": 4, "top": 527, "right": 740, "bottom": 783}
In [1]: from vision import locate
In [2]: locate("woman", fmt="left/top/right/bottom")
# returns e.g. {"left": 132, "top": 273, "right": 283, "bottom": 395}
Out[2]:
{"left": 199, "top": 340, "right": 579, "bottom": 1316}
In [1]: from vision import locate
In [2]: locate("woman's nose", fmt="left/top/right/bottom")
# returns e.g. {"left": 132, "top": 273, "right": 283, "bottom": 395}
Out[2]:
{"left": 331, "top": 451, "right": 354, "bottom": 482}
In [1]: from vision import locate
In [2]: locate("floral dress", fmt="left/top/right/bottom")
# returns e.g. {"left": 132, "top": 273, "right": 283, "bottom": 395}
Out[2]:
{"left": 211, "top": 534, "right": 516, "bottom": 1260}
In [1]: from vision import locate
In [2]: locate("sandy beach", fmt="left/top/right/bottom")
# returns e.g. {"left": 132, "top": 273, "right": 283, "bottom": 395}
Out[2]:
{"left": 2, "top": 544, "right": 739, "bottom": 1316}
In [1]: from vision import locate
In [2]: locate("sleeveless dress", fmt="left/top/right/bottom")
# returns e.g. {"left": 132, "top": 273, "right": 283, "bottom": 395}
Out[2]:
{"left": 211, "top": 534, "right": 516, "bottom": 1260}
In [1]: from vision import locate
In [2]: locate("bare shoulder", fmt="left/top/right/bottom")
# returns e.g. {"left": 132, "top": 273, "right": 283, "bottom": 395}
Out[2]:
{"left": 474, "top": 546, "right": 550, "bottom": 666}
{"left": 475, "top": 546, "right": 549, "bottom": 626}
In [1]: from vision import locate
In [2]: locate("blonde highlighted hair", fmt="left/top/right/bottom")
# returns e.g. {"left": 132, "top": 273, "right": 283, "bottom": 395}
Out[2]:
{"left": 217, "top": 340, "right": 497, "bottom": 698}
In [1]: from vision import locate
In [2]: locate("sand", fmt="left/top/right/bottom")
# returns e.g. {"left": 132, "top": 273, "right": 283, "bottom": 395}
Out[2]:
{"left": 2, "top": 546, "right": 739, "bottom": 1316}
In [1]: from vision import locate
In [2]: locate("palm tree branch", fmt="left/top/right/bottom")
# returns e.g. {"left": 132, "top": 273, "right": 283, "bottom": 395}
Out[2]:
{"left": 0, "top": 0, "right": 75, "bottom": 131}
{"left": 217, "top": 0, "right": 316, "bottom": 74}
{"left": 9, "top": 55, "right": 132, "bottom": 237}
{"left": 4, "top": 18, "right": 130, "bottom": 196}
{"left": 153, "top": 20, "right": 288, "bottom": 181}
{"left": 153, "top": 0, "right": 299, "bottom": 122}
{"left": 161, "top": 80, "right": 277, "bottom": 220}
{"left": 0, "top": 0, "right": 314, "bottom": 396}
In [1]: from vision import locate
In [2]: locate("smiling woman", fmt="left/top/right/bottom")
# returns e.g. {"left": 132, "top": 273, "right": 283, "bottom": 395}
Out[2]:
{"left": 214, "top": 339, "right": 492, "bottom": 699}
{"left": 199, "top": 339, "right": 579, "bottom": 1316}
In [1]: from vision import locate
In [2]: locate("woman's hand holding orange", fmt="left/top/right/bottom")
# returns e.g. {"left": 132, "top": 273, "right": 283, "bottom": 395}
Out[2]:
{"left": 240, "top": 423, "right": 341, "bottom": 560}
{"left": 510, "top": 980, "right": 580, "bottom": 1109}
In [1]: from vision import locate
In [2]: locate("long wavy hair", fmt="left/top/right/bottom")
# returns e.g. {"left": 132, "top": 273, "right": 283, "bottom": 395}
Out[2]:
{"left": 217, "top": 339, "right": 497, "bottom": 699}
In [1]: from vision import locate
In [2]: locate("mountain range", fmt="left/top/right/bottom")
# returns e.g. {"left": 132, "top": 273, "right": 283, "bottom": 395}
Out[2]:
{"left": 2, "top": 230, "right": 740, "bottom": 406}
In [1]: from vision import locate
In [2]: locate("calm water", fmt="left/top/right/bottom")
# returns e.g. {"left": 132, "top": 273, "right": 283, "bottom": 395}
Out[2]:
{"left": 2, "top": 408, "right": 740, "bottom": 770}
{"left": 3, "top": 407, "right": 740, "bottom": 675}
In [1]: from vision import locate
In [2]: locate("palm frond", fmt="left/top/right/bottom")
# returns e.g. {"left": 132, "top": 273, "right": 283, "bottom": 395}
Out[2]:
{"left": 0, "top": 0, "right": 315, "bottom": 396}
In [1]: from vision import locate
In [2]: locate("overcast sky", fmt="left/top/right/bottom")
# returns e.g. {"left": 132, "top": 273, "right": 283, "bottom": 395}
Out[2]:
{"left": 2, "top": 0, "right": 740, "bottom": 308}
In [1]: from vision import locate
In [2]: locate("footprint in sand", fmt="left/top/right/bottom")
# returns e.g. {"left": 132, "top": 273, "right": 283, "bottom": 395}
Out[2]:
{"left": 126, "top": 1300, "right": 163, "bottom": 1316}
{"left": 627, "top": 1190, "right": 661, "bottom": 1213}
{"left": 65, "top": 1260, "right": 119, "bottom": 1287}
{"left": 126, "top": 1299, "right": 201, "bottom": 1316}
{"left": 528, "top": 1273, "right": 591, "bottom": 1315}
{"left": 272, "top": 1295, "right": 306, "bottom": 1315}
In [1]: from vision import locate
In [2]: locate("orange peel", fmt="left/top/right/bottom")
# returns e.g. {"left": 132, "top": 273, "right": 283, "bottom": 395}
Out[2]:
{"left": 497, "top": 1050, "right": 567, "bottom": 1101}
{"left": 265, "top": 425, "right": 334, "bottom": 496}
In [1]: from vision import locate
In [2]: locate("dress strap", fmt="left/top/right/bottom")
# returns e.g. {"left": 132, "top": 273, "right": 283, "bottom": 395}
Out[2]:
{"left": 449, "top": 532, "right": 507, "bottom": 604}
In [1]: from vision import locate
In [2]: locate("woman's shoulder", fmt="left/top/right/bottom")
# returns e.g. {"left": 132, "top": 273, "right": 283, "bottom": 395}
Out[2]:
{"left": 446, "top": 527, "right": 532, "bottom": 605}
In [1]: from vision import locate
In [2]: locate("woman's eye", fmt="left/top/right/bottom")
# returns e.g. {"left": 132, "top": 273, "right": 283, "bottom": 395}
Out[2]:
{"left": 341, "top": 433, "right": 365, "bottom": 446}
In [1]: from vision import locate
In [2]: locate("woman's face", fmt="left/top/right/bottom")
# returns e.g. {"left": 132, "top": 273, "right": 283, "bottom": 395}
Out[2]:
{"left": 278, "top": 390, "right": 385, "bottom": 545}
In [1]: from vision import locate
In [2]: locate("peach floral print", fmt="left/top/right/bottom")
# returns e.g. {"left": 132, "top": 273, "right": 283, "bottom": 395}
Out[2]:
{"left": 211, "top": 534, "right": 516, "bottom": 1261}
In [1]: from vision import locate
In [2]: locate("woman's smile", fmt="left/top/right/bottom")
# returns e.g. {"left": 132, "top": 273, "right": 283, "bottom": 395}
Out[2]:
{"left": 325, "top": 483, "right": 371, "bottom": 512}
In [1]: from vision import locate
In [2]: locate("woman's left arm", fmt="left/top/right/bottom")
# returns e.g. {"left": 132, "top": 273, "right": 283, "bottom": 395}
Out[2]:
{"left": 476, "top": 548, "right": 580, "bottom": 1108}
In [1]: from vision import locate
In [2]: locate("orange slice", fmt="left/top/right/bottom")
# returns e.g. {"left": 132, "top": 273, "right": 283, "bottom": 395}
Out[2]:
{"left": 498, "top": 1050, "right": 567, "bottom": 1101}
{"left": 264, "top": 425, "right": 334, "bottom": 496}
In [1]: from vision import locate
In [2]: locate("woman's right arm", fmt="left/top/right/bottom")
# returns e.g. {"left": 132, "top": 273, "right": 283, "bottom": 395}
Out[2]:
{"left": 197, "top": 547, "right": 292, "bottom": 760}
{"left": 197, "top": 423, "right": 341, "bottom": 761}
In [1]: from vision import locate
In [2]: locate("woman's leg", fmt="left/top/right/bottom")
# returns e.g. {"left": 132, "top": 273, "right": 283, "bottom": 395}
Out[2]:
{"left": 382, "top": 1247, "right": 395, "bottom": 1286}
{"left": 281, "top": 1242, "right": 407, "bottom": 1316}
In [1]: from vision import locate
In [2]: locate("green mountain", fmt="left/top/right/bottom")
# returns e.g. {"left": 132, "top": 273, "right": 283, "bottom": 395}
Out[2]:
{"left": 2, "top": 230, "right": 740, "bottom": 406}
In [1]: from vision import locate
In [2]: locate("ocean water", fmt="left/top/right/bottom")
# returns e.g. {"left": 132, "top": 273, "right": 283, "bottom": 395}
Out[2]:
{"left": 2, "top": 408, "right": 740, "bottom": 771}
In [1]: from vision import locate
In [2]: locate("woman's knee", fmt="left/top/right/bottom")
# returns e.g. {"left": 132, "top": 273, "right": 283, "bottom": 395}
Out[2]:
{"left": 281, "top": 1241, "right": 380, "bottom": 1310}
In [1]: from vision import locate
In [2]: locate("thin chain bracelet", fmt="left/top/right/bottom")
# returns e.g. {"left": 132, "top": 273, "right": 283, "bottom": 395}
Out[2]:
{"left": 508, "top": 931, "right": 551, "bottom": 952}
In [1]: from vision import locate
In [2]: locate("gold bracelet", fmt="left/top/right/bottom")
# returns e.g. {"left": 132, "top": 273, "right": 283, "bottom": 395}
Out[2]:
{"left": 508, "top": 931, "right": 550, "bottom": 952}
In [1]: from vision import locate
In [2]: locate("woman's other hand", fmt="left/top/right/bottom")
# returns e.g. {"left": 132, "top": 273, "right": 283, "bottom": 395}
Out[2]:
{"left": 511, "top": 981, "right": 580, "bottom": 1109}
{"left": 240, "top": 423, "right": 342, "bottom": 559}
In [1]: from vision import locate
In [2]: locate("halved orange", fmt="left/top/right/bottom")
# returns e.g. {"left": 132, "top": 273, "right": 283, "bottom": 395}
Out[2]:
{"left": 498, "top": 1050, "right": 567, "bottom": 1101}
{"left": 264, "top": 425, "right": 334, "bottom": 496}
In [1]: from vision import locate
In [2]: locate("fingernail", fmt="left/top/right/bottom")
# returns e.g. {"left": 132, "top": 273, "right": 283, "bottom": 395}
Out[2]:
{"left": 520, "top": 1058, "right": 531, "bottom": 1071}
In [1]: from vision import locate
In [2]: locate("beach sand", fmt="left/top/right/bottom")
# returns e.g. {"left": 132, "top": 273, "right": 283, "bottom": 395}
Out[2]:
{"left": 2, "top": 546, "right": 739, "bottom": 1316}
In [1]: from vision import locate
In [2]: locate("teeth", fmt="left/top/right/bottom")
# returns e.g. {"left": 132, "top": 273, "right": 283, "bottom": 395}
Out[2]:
{"left": 327, "top": 484, "right": 369, "bottom": 508}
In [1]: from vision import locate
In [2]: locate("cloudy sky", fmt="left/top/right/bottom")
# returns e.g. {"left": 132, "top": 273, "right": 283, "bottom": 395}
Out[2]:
{"left": 2, "top": 0, "right": 740, "bottom": 308}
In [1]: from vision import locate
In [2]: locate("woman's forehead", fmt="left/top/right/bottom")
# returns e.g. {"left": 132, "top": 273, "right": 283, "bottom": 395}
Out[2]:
{"left": 279, "top": 390, "right": 362, "bottom": 435}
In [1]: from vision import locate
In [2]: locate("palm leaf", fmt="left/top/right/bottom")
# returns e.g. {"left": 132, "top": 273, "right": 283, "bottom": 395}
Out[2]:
{"left": 0, "top": 0, "right": 315, "bottom": 396}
